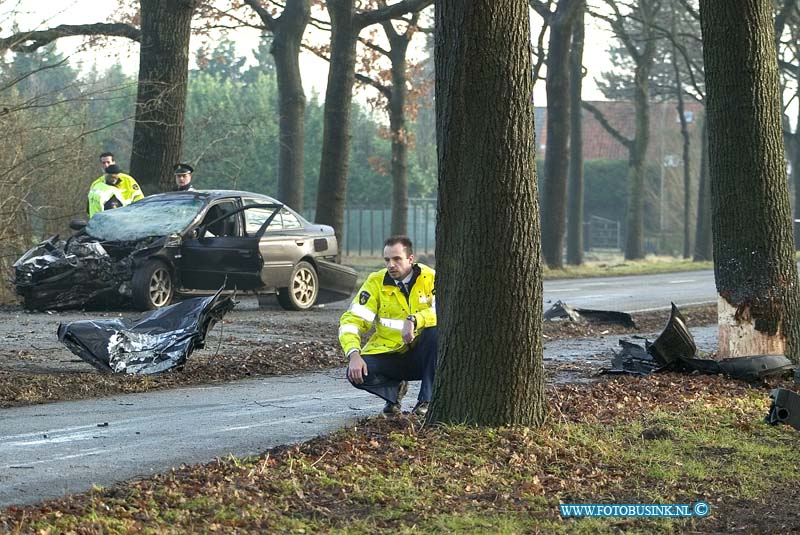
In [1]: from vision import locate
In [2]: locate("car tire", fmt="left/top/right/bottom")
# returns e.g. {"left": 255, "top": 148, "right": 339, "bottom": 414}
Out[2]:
{"left": 132, "top": 259, "right": 174, "bottom": 310}
{"left": 277, "top": 261, "right": 318, "bottom": 311}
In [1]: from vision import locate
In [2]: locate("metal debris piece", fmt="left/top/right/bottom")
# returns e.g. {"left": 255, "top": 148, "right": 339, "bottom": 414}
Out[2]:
{"left": 603, "top": 302, "right": 794, "bottom": 381}
{"left": 544, "top": 300, "right": 636, "bottom": 328}
{"left": 607, "top": 339, "right": 665, "bottom": 375}
{"left": 647, "top": 303, "right": 696, "bottom": 366}
{"left": 718, "top": 355, "right": 793, "bottom": 381}
{"left": 57, "top": 290, "right": 234, "bottom": 374}
{"left": 765, "top": 388, "right": 800, "bottom": 430}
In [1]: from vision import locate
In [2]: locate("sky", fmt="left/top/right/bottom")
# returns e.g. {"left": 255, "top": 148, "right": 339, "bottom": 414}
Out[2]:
{"left": 0, "top": 0, "right": 617, "bottom": 106}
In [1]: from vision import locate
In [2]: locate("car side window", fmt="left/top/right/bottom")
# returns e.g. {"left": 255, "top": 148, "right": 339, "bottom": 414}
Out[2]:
{"left": 244, "top": 207, "right": 281, "bottom": 235}
{"left": 201, "top": 201, "right": 239, "bottom": 237}
{"left": 281, "top": 209, "right": 302, "bottom": 229}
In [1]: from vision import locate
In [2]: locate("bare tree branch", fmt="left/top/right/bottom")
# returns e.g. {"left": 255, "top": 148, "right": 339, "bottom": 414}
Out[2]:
{"left": 581, "top": 101, "right": 634, "bottom": 149}
{"left": 242, "top": 0, "right": 277, "bottom": 31}
{"left": 356, "top": 0, "right": 432, "bottom": 29}
{"left": 0, "top": 23, "right": 141, "bottom": 52}
{"left": 355, "top": 71, "right": 390, "bottom": 98}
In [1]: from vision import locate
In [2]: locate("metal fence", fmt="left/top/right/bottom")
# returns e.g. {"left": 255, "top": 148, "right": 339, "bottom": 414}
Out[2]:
{"left": 585, "top": 215, "right": 621, "bottom": 251}
{"left": 305, "top": 198, "right": 437, "bottom": 257}
{"left": 307, "top": 204, "right": 624, "bottom": 257}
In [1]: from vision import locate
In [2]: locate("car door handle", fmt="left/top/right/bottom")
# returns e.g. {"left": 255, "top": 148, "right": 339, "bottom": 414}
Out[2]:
{"left": 295, "top": 240, "right": 304, "bottom": 246}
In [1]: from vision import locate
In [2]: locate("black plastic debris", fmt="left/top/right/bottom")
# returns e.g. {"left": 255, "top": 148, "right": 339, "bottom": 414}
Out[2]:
{"left": 647, "top": 303, "right": 695, "bottom": 366}
{"left": 603, "top": 302, "right": 793, "bottom": 381}
{"left": 57, "top": 290, "right": 234, "bottom": 374}
{"left": 765, "top": 388, "right": 800, "bottom": 431}
{"left": 544, "top": 300, "right": 636, "bottom": 328}
{"left": 607, "top": 339, "right": 665, "bottom": 375}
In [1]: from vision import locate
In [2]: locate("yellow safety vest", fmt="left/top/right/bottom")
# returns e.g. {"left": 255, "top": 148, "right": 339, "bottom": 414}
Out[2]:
{"left": 88, "top": 173, "right": 144, "bottom": 217}
{"left": 339, "top": 263, "right": 436, "bottom": 356}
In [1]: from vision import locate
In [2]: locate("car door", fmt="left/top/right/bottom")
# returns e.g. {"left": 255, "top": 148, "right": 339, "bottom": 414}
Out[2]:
{"left": 242, "top": 198, "right": 300, "bottom": 289}
{"left": 179, "top": 200, "right": 271, "bottom": 291}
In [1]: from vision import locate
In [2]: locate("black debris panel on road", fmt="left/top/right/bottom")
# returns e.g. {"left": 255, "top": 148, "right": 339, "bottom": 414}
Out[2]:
{"left": 57, "top": 290, "right": 235, "bottom": 374}
{"left": 544, "top": 300, "right": 636, "bottom": 329}
{"left": 604, "top": 303, "right": 793, "bottom": 382}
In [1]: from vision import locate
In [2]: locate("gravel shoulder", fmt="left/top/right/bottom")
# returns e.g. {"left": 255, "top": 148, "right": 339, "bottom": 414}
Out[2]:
{"left": 0, "top": 297, "right": 717, "bottom": 408}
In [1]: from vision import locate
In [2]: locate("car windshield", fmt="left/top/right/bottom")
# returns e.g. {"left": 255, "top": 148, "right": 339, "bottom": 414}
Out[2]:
{"left": 87, "top": 196, "right": 205, "bottom": 241}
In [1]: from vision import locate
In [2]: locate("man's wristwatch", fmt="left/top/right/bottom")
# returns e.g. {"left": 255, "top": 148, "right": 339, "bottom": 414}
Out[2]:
{"left": 406, "top": 314, "right": 417, "bottom": 327}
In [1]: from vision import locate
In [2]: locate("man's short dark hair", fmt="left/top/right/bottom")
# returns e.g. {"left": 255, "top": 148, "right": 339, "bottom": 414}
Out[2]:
{"left": 100, "top": 152, "right": 114, "bottom": 160}
{"left": 384, "top": 235, "right": 413, "bottom": 257}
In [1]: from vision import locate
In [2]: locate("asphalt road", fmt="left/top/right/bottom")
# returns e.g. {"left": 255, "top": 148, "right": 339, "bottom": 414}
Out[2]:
{"left": 543, "top": 269, "right": 716, "bottom": 312}
{"left": 0, "top": 269, "right": 720, "bottom": 508}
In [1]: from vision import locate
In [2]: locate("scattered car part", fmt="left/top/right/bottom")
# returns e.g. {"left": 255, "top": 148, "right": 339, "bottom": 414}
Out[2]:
{"left": 717, "top": 354, "right": 793, "bottom": 381}
{"left": 607, "top": 339, "right": 665, "bottom": 375}
{"left": 57, "top": 290, "right": 235, "bottom": 374}
{"left": 544, "top": 300, "right": 636, "bottom": 328}
{"left": 603, "top": 302, "right": 794, "bottom": 381}
{"left": 647, "top": 303, "right": 695, "bottom": 366}
{"left": 765, "top": 388, "right": 800, "bottom": 431}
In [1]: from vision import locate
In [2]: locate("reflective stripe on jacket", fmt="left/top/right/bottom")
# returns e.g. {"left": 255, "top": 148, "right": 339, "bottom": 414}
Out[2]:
{"left": 88, "top": 174, "right": 144, "bottom": 217}
{"left": 339, "top": 263, "right": 436, "bottom": 356}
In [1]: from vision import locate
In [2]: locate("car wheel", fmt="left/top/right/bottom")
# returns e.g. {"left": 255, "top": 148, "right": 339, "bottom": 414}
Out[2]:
{"left": 132, "top": 259, "right": 174, "bottom": 310}
{"left": 277, "top": 261, "right": 318, "bottom": 311}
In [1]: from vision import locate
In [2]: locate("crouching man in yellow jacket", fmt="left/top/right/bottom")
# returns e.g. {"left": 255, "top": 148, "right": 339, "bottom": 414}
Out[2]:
{"left": 339, "top": 236, "right": 436, "bottom": 417}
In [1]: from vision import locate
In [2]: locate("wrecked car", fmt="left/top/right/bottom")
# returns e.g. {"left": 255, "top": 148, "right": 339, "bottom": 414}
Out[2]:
{"left": 14, "top": 190, "right": 357, "bottom": 311}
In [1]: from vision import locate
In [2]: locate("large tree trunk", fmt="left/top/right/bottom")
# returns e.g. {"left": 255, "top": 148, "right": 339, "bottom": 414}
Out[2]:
{"left": 566, "top": 5, "right": 585, "bottom": 266}
{"left": 693, "top": 117, "right": 713, "bottom": 261}
{"left": 315, "top": 0, "right": 357, "bottom": 244}
{"left": 129, "top": 0, "right": 196, "bottom": 193}
{"left": 700, "top": 0, "right": 800, "bottom": 362}
{"left": 791, "top": 80, "right": 800, "bottom": 250}
{"left": 540, "top": 8, "right": 576, "bottom": 269}
{"left": 271, "top": 0, "right": 309, "bottom": 210}
{"left": 624, "top": 64, "right": 651, "bottom": 260}
{"left": 386, "top": 25, "right": 411, "bottom": 236}
{"left": 431, "top": 0, "right": 545, "bottom": 426}
{"left": 672, "top": 51, "right": 692, "bottom": 259}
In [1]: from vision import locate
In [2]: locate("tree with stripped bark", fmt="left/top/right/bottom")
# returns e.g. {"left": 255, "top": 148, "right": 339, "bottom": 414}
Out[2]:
{"left": 700, "top": 0, "right": 800, "bottom": 362}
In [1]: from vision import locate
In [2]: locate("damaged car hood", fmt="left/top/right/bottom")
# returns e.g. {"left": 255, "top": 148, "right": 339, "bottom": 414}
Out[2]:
{"left": 14, "top": 234, "right": 165, "bottom": 310}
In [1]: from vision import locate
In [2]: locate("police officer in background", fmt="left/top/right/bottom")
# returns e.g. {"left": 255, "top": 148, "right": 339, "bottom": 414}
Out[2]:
{"left": 339, "top": 236, "right": 437, "bottom": 417}
{"left": 87, "top": 164, "right": 144, "bottom": 217}
{"left": 174, "top": 163, "right": 195, "bottom": 191}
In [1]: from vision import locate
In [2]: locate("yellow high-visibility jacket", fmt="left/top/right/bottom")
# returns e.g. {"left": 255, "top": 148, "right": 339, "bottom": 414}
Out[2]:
{"left": 339, "top": 263, "right": 436, "bottom": 356}
{"left": 88, "top": 173, "right": 144, "bottom": 217}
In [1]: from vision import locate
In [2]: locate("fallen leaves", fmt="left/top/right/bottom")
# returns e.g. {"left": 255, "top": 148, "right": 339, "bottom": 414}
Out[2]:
{"left": 4, "top": 372, "right": 794, "bottom": 534}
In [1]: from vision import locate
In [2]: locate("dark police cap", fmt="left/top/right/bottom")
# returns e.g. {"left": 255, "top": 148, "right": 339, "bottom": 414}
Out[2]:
{"left": 105, "top": 164, "right": 121, "bottom": 174}
{"left": 174, "top": 163, "right": 194, "bottom": 174}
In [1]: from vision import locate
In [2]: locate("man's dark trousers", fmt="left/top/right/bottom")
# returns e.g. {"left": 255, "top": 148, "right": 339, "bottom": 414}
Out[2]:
{"left": 349, "top": 327, "right": 437, "bottom": 404}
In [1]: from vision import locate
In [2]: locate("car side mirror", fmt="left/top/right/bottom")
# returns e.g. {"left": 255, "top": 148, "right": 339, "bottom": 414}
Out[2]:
{"left": 190, "top": 227, "right": 201, "bottom": 240}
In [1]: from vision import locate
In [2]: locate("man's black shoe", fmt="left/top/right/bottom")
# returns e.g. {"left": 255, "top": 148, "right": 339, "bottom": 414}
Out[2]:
{"left": 412, "top": 400, "right": 429, "bottom": 417}
{"left": 381, "top": 401, "right": 401, "bottom": 416}
{"left": 381, "top": 380, "right": 409, "bottom": 417}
